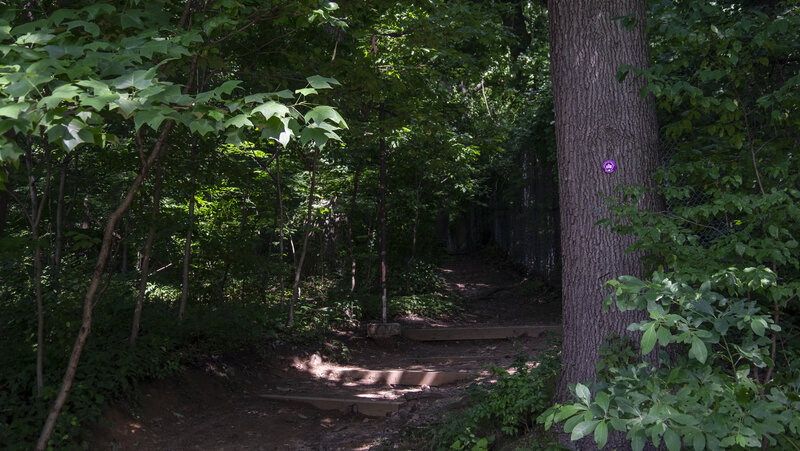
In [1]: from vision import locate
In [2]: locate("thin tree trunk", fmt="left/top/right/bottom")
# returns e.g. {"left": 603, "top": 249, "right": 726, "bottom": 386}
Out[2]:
{"left": 130, "top": 158, "right": 164, "bottom": 347}
{"left": 179, "top": 187, "right": 195, "bottom": 321}
{"left": 36, "top": 124, "right": 172, "bottom": 450}
{"left": 409, "top": 178, "right": 422, "bottom": 267}
{"left": 288, "top": 146, "right": 319, "bottom": 327}
{"left": 548, "top": 0, "right": 661, "bottom": 448}
{"left": 348, "top": 167, "right": 360, "bottom": 293}
{"left": 120, "top": 214, "right": 129, "bottom": 275}
{"left": 379, "top": 104, "right": 388, "bottom": 324}
{"left": 276, "top": 153, "right": 286, "bottom": 305}
{"left": 26, "top": 145, "right": 50, "bottom": 396}
{"left": 53, "top": 158, "right": 68, "bottom": 280}
{"left": 0, "top": 167, "right": 9, "bottom": 238}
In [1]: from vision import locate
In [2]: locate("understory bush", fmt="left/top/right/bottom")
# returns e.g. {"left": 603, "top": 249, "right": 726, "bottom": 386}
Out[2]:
{"left": 432, "top": 345, "right": 561, "bottom": 451}
{"left": 539, "top": 269, "right": 800, "bottom": 450}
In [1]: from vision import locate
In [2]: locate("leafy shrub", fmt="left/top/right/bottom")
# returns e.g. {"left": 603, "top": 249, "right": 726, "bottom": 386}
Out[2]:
{"left": 539, "top": 269, "right": 800, "bottom": 450}
{"left": 397, "top": 261, "right": 448, "bottom": 296}
{"left": 433, "top": 346, "right": 561, "bottom": 450}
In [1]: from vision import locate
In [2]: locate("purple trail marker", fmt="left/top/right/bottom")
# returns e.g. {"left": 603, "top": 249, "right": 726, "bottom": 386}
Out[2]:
{"left": 602, "top": 159, "right": 616, "bottom": 174}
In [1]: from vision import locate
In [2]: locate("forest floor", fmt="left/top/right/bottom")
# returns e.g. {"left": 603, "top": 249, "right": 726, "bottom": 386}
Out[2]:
{"left": 88, "top": 253, "right": 561, "bottom": 450}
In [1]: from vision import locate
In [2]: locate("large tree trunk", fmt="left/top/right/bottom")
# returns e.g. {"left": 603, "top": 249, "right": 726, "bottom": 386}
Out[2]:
{"left": 288, "top": 146, "right": 320, "bottom": 327}
{"left": 130, "top": 158, "right": 164, "bottom": 347}
{"left": 548, "top": 0, "right": 661, "bottom": 447}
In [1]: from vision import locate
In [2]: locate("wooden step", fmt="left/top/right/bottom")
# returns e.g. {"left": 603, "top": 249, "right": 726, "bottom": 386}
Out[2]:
{"left": 401, "top": 325, "right": 560, "bottom": 341}
{"left": 259, "top": 394, "right": 404, "bottom": 417}
{"left": 332, "top": 368, "right": 473, "bottom": 386}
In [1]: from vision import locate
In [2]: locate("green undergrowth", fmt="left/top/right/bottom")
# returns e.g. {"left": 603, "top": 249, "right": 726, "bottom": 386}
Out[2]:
{"left": 0, "top": 258, "right": 460, "bottom": 449}
{"left": 430, "top": 344, "right": 562, "bottom": 451}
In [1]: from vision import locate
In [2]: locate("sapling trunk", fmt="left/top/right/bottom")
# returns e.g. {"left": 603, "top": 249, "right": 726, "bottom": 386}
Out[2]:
{"left": 288, "top": 146, "right": 319, "bottom": 327}
{"left": 36, "top": 124, "right": 172, "bottom": 450}
{"left": 130, "top": 158, "right": 164, "bottom": 347}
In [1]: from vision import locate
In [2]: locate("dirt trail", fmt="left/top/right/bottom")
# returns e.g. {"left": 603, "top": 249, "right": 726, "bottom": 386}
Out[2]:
{"left": 89, "top": 254, "right": 561, "bottom": 450}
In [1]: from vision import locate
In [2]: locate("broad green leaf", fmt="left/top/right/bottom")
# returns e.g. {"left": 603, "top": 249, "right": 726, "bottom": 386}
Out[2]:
{"left": 0, "top": 102, "right": 29, "bottom": 119}
{"left": 188, "top": 119, "right": 215, "bottom": 136}
{"left": 641, "top": 323, "right": 657, "bottom": 355}
{"left": 0, "top": 141, "right": 24, "bottom": 163}
{"left": 575, "top": 383, "right": 590, "bottom": 404}
{"left": 260, "top": 116, "right": 293, "bottom": 147}
{"left": 223, "top": 113, "right": 252, "bottom": 129}
{"left": 112, "top": 69, "right": 157, "bottom": 90}
{"left": 270, "top": 89, "right": 294, "bottom": 99}
{"left": 300, "top": 126, "right": 329, "bottom": 148}
{"left": 252, "top": 101, "right": 290, "bottom": 120}
{"left": 690, "top": 336, "right": 707, "bottom": 363}
{"left": 39, "top": 84, "right": 81, "bottom": 108}
{"left": 304, "top": 105, "right": 347, "bottom": 128}
{"left": 751, "top": 318, "right": 766, "bottom": 336}
{"left": 215, "top": 80, "right": 241, "bottom": 96}
{"left": 553, "top": 404, "right": 583, "bottom": 422}
{"left": 594, "top": 420, "right": 608, "bottom": 449}
{"left": 295, "top": 87, "right": 318, "bottom": 96}
{"left": 692, "top": 432, "right": 706, "bottom": 451}
{"left": 570, "top": 420, "right": 599, "bottom": 441}
{"left": 134, "top": 108, "right": 169, "bottom": 131}
{"left": 306, "top": 75, "right": 340, "bottom": 89}
{"left": 664, "top": 428, "right": 681, "bottom": 451}
{"left": 595, "top": 391, "right": 610, "bottom": 413}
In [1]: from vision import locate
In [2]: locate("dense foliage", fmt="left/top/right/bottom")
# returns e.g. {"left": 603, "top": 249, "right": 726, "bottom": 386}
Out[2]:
{"left": 543, "top": 1, "right": 800, "bottom": 450}
{"left": 0, "top": 0, "right": 538, "bottom": 448}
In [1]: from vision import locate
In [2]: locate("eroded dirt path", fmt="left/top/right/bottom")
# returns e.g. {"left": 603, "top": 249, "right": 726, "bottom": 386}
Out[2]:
{"left": 89, "top": 254, "right": 561, "bottom": 450}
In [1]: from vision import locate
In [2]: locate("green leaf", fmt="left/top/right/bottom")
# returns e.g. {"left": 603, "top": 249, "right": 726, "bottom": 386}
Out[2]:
{"left": 664, "top": 428, "right": 681, "bottom": 451}
{"left": 215, "top": 80, "right": 241, "bottom": 96}
{"left": 641, "top": 323, "right": 657, "bottom": 355}
{"left": 0, "top": 102, "right": 29, "bottom": 119}
{"left": 594, "top": 420, "right": 608, "bottom": 449}
{"left": 112, "top": 68, "right": 157, "bottom": 90}
{"left": 223, "top": 113, "right": 252, "bottom": 129}
{"left": 554, "top": 404, "right": 583, "bottom": 422}
{"left": 575, "top": 383, "right": 591, "bottom": 404}
{"left": 570, "top": 420, "right": 599, "bottom": 441}
{"left": 252, "top": 101, "right": 290, "bottom": 120}
{"left": 595, "top": 391, "right": 610, "bottom": 413}
{"left": 188, "top": 119, "right": 215, "bottom": 137}
{"left": 299, "top": 126, "right": 329, "bottom": 148}
{"left": 39, "top": 84, "right": 81, "bottom": 109}
{"left": 304, "top": 105, "right": 347, "bottom": 128}
{"left": 751, "top": 318, "right": 766, "bottom": 336}
{"left": 295, "top": 87, "right": 318, "bottom": 96}
{"left": 690, "top": 336, "right": 707, "bottom": 363}
{"left": 306, "top": 75, "right": 340, "bottom": 89}
{"left": 692, "top": 432, "right": 706, "bottom": 451}
{"left": 261, "top": 116, "right": 293, "bottom": 147}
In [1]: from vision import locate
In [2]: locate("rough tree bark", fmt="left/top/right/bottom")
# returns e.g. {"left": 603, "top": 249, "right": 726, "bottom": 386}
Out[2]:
{"left": 548, "top": 0, "right": 661, "bottom": 448}
{"left": 130, "top": 158, "right": 164, "bottom": 347}
{"left": 288, "top": 146, "right": 320, "bottom": 327}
